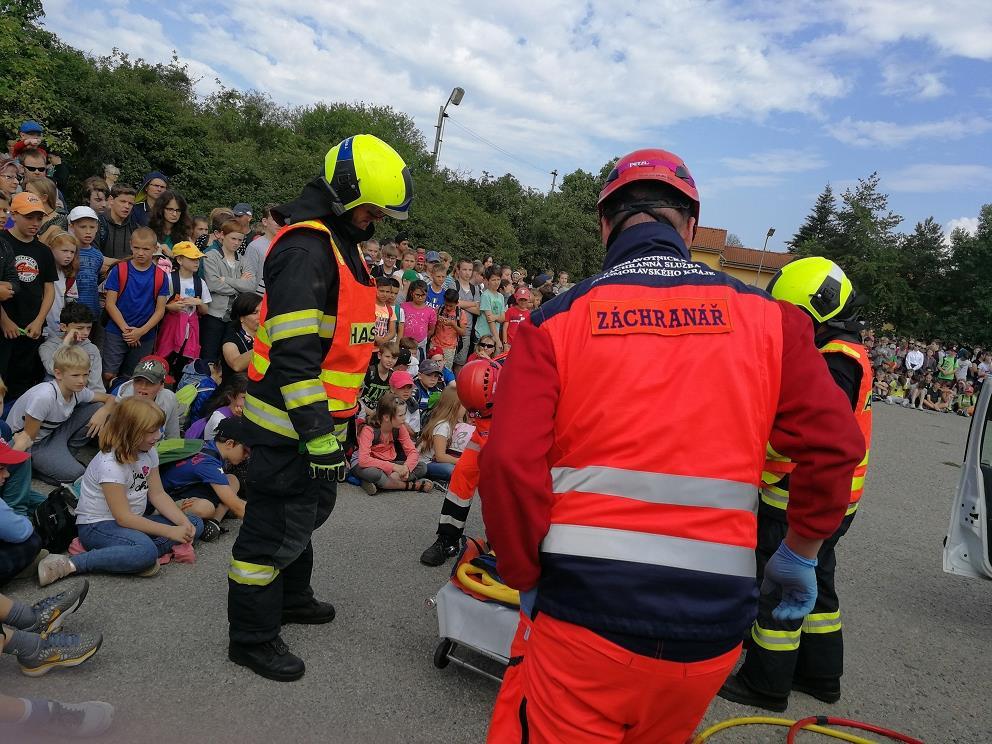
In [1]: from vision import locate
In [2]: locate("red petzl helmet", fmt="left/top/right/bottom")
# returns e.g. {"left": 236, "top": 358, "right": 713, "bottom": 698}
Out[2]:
{"left": 456, "top": 358, "right": 501, "bottom": 418}
{"left": 597, "top": 148, "right": 700, "bottom": 226}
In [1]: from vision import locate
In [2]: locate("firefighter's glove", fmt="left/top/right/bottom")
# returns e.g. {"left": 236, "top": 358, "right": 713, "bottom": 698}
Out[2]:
{"left": 762, "top": 542, "right": 818, "bottom": 621}
{"left": 305, "top": 433, "right": 345, "bottom": 481}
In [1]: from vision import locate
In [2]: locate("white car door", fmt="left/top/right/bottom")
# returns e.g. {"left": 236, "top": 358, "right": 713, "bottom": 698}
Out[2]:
{"left": 943, "top": 381, "right": 992, "bottom": 578}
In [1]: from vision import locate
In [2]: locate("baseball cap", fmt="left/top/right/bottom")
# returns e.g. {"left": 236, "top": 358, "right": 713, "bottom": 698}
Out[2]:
{"left": 389, "top": 370, "right": 415, "bottom": 388}
{"left": 532, "top": 273, "right": 552, "bottom": 287}
{"left": 419, "top": 359, "right": 443, "bottom": 376}
{"left": 68, "top": 206, "right": 99, "bottom": 223}
{"left": 232, "top": 203, "right": 252, "bottom": 216}
{"left": 131, "top": 357, "right": 167, "bottom": 385}
{"left": 514, "top": 287, "right": 532, "bottom": 300}
{"left": 215, "top": 416, "right": 251, "bottom": 444}
{"left": 426, "top": 250, "right": 441, "bottom": 263}
{"left": 0, "top": 441, "right": 29, "bottom": 467}
{"left": 10, "top": 192, "right": 46, "bottom": 215}
{"left": 172, "top": 241, "right": 205, "bottom": 259}
{"left": 402, "top": 269, "right": 420, "bottom": 282}
{"left": 19, "top": 120, "right": 44, "bottom": 134}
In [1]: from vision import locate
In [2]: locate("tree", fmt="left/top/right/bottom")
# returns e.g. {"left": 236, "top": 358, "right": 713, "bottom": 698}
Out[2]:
{"left": 725, "top": 233, "right": 743, "bottom": 247}
{"left": 789, "top": 184, "right": 837, "bottom": 255}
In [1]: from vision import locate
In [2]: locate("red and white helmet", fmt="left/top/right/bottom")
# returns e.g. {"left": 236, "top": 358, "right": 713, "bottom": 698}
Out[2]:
{"left": 456, "top": 357, "right": 502, "bottom": 419}
{"left": 598, "top": 148, "right": 700, "bottom": 231}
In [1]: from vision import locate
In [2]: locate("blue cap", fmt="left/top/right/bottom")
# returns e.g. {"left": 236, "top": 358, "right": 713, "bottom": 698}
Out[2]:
{"left": 19, "top": 120, "right": 43, "bottom": 134}
{"left": 426, "top": 251, "right": 441, "bottom": 263}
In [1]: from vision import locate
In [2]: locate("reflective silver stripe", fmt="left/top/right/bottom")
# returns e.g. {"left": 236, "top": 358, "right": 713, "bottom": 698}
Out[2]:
{"left": 541, "top": 524, "right": 755, "bottom": 578}
{"left": 265, "top": 315, "right": 319, "bottom": 342}
{"left": 444, "top": 489, "right": 474, "bottom": 508}
{"left": 802, "top": 612, "right": 841, "bottom": 633}
{"left": 438, "top": 514, "right": 466, "bottom": 528}
{"left": 551, "top": 466, "right": 758, "bottom": 513}
{"left": 318, "top": 317, "right": 337, "bottom": 338}
{"left": 751, "top": 624, "right": 801, "bottom": 650}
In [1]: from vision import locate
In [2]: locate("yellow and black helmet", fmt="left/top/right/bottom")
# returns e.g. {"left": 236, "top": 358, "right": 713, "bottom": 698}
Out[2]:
{"left": 323, "top": 134, "right": 412, "bottom": 220}
{"left": 766, "top": 256, "right": 854, "bottom": 324}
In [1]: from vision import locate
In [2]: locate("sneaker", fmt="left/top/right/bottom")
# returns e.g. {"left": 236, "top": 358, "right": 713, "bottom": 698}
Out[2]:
{"left": 26, "top": 580, "right": 90, "bottom": 635}
{"left": 37, "top": 554, "right": 76, "bottom": 588}
{"left": 17, "top": 631, "right": 103, "bottom": 677}
{"left": 360, "top": 481, "right": 378, "bottom": 496}
{"left": 420, "top": 537, "right": 459, "bottom": 567}
{"left": 137, "top": 561, "right": 161, "bottom": 578}
{"left": 41, "top": 701, "right": 115, "bottom": 738}
{"left": 201, "top": 518, "right": 222, "bottom": 542}
{"left": 15, "top": 548, "right": 50, "bottom": 580}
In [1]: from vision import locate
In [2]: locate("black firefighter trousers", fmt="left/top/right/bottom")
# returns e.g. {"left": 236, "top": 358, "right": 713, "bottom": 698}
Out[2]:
{"left": 738, "top": 508, "right": 855, "bottom": 698}
{"left": 228, "top": 444, "right": 337, "bottom": 645}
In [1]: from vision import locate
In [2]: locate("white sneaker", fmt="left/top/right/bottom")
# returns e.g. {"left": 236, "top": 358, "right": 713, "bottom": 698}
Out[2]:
{"left": 45, "top": 700, "right": 115, "bottom": 737}
{"left": 37, "top": 554, "right": 76, "bottom": 588}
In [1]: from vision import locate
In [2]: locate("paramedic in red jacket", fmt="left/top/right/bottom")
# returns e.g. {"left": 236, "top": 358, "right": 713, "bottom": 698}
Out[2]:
{"left": 478, "top": 148, "right": 865, "bottom": 744}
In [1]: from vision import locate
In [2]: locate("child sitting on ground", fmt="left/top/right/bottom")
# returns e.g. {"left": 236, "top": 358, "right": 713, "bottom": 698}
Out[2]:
{"left": 359, "top": 342, "right": 398, "bottom": 420}
{"left": 396, "top": 336, "right": 420, "bottom": 377}
{"left": 351, "top": 393, "right": 432, "bottom": 495}
{"left": 885, "top": 375, "right": 910, "bottom": 407}
{"left": 0, "top": 377, "right": 45, "bottom": 515}
{"left": 184, "top": 374, "right": 247, "bottom": 441}
{"left": 468, "top": 334, "right": 497, "bottom": 362}
{"left": 39, "top": 303, "right": 103, "bottom": 393}
{"left": 36, "top": 397, "right": 204, "bottom": 586}
{"left": 413, "top": 359, "right": 446, "bottom": 430}
{"left": 6, "top": 346, "right": 116, "bottom": 484}
{"left": 388, "top": 370, "right": 421, "bottom": 435}
{"left": 417, "top": 385, "right": 467, "bottom": 483}
{"left": 161, "top": 416, "right": 249, "bottom": 534}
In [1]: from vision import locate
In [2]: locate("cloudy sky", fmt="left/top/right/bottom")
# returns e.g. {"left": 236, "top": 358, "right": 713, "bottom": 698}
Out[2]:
{"left": 42, "top": 0, "right": 991, "bottom": 251}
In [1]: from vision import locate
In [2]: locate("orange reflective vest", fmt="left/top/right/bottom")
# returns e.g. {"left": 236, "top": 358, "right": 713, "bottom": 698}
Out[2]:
{"left": 761, "top": 338, "right": 872, "bottom": 515}
{"left": 246, "top": 220, "right": 376, "bottom": 439}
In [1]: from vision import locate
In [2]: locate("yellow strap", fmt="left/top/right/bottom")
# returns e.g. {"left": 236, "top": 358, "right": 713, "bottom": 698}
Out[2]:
{"left": 228, "top": 558, "right": 280, "bottom": 586}
{"left": 319, "top": 369, "right": 365, "bottom": 388}
{"left": 802, "top": 610, "right": 842, "bottom": 634}
{"left": 454, "top": 562, "right": 520, "bottom": 606}
{"left": 820, "top": 341, "right": 861, "bottom": 360}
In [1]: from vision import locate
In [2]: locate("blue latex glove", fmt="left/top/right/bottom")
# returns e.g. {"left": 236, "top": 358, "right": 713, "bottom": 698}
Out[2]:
{"left": 518, "top": 589, "right": 537, "bottom": 618}
{"left": 762, "top": 542, "right": 818, "bottom": 621}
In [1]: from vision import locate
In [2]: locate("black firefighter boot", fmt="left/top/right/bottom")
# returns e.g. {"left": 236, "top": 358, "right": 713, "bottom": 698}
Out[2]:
{"left": 229, "top": 636, "right": 305, "bottom": 682}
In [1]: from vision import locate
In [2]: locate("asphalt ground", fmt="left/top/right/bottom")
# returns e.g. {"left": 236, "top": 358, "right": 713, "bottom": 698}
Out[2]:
{"left": 1, "top": 403, "right": 987, "bottom": 743}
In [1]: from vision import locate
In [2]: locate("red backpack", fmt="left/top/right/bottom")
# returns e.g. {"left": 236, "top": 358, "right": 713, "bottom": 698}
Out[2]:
{"left": 100, "top": 262, "right": 167, "bottom": 327}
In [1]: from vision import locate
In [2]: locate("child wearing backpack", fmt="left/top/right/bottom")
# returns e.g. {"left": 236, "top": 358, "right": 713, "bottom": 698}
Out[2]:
{"left": 350, "top": 393, "right": 432, "bottom": 496}
{"left": 35, "top": 397, "right": 204, "bottom": 586}
{"left": 154, "top": 241, "right": 210, "bottom": 380}
{"left": 101, "top": 227, "right": 169, "bottom": 389}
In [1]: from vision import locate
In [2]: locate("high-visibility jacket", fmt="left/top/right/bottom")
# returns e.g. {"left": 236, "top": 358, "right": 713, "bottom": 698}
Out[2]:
{"left": 244, "top": 219, "right": 376, "bottom": 444}
{"left": 480, "top": 221, "right": 864, "bottom": 643}
{"left": 761, "top": 337, "right": 872, "bottom": 517}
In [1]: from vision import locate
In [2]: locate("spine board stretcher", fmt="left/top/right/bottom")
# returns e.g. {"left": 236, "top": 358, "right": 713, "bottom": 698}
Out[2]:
{"left": 429, "top": 581, "right": 520, "bottom": 682}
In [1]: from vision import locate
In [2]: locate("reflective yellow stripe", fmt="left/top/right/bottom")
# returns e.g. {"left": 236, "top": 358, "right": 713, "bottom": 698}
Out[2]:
{"left": 280, "top": 379, "right": 326, "bottom": 410}
{"left": 820, "top": 341, "right": 861, "bottom": 360}
{"left": 802, "top": 611, "right": 842, "bottom": 634}
{"left": 329, "top": 397, "right": 357, "bottom": 413}
{"left": 320, "top": 369, "right": 364, "bottom": 388}
{"left": 319, "top": 315, "right": 337, "bottom": 339}
{"left": 333, "top": 422, "right": 348, "bottom": 443}
{"left": 858, "top": 451, "right": 869, "bottom": 467}
{"left": 228, "top": 558, "right": 280, "bottom": 586}
{"left": 851, "top": 475, "right": 865, "bottom": 492}
{"left": 760, "top": 484, "right": 789, "bottom": 510}
{"left": 243, "top": 394, "right": 299, "bottom": 440}
{"left": 255, "top": 323, "right": 270, "bottom": 346}
{"left": 265, "top": 310, "right": 321, "bottom": 343}
{"left": 845, "top": 501, "right": 859, "bottom": 516}
{"left": 751, "top": 623, "right": 801, "bottom": 651}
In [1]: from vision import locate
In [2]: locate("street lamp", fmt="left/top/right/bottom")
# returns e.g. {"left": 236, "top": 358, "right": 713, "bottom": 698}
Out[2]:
{"left": 431, "top": 86, "right": 465, "bottom": 170}
{"left": 753, "top": 227, "right": 776, "bottom": 286}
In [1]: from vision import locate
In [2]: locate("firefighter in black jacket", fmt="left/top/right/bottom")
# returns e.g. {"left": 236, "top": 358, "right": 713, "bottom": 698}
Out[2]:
{"left": 228, "top": 134, "right": 412, "bottom": 681}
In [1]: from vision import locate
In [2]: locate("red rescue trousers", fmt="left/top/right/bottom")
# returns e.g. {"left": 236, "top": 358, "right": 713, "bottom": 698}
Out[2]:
{"left": 487, "top": 612, "right": 739, "bottom": 744}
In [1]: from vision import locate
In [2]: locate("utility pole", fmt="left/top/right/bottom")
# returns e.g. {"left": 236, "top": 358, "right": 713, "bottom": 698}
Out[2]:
{"left": 752, "top": 227, "right": 776, "bottom": 286}
{"left": 550, "top": 169, "right": 558, "bottom": 193}
{"left": 431, "top": 87, "right": 465, "bottom": 170}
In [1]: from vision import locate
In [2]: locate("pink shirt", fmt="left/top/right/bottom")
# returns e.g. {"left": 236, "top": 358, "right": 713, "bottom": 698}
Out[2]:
{"left": 400, "top": 302, "right": 437, "bottom": 344}
{"left": 356, "top": 424, "right": 418, "bottom": 472}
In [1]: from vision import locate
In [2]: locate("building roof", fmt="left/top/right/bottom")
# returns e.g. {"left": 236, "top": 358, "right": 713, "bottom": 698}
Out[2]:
{"left": 692, "top": 226, "right": 727, "bottom": 252}
{"left": 721, "top": 245, "right": 794, "bottom": 271}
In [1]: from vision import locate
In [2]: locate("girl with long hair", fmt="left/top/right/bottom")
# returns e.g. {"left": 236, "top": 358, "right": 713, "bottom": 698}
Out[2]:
{"left": 36, "top": 397, "right": 204, "bottom": 586}
{"left": 417, "top": 385, "right": 468, "bottom": 482}
{"left": 147, "top": 189, "right": 191, "bottom": 251}
{"left": 351, "top": 393, "right": 432, "bottom": 495}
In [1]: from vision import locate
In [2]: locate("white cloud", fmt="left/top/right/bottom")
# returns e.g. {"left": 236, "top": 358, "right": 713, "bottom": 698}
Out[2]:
{"left": 721, "top": 149, "right": 827, "bottom": 174}
{"left": 881, "top": 64, "right": 948, "bottom": 99}
{"left": 827, "top": 116, "right": 992, "bottom": 148}
{"left": 885, "top": 164, "right": 992, "bottom": 193}
{"left": 945, "top": 216, "right": 979, "bottom": 235}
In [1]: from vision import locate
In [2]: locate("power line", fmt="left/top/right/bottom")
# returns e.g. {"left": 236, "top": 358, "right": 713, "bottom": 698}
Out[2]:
{"left": 445, "top": 118, "right": 551, "bottom": 177}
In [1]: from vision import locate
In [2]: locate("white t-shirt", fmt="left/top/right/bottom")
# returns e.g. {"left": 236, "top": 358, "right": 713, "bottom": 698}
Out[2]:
{"left": 5, "top": 381, "right": 95, "bottom": 443}
{"left": 76, "top": 448, "right": 158, "bottom": 525}
{"left": 171, "top": 274, "right": 212, "bottom": 316}
{"left": 419, "top": 420, "right": 452, "bottom": 462}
